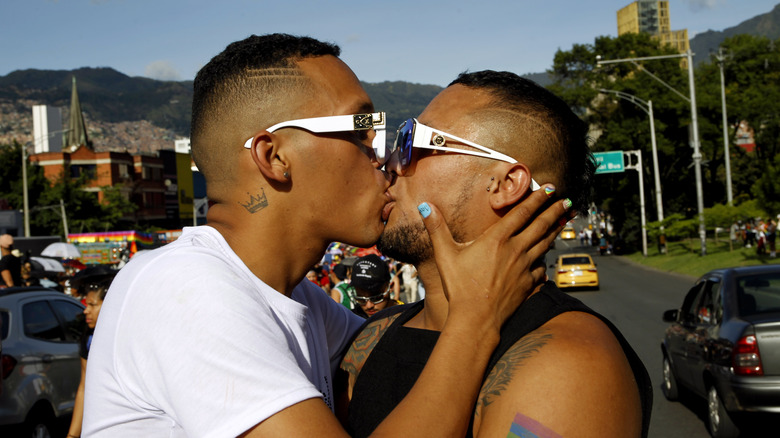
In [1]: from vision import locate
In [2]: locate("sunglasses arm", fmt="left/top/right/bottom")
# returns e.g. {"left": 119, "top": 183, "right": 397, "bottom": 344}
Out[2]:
{"left": 412, "top": 124, "right": 540, "bottom": 191}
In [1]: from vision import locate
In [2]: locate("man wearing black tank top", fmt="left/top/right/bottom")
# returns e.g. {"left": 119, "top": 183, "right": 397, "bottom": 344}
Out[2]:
{"left": 340, "top": 71, "right": 653, "bottom": 438}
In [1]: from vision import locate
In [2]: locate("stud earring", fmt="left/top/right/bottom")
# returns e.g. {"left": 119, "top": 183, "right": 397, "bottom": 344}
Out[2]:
{"left": 486, "top": 176, "right": 495, "bottom": 191}
{"left": 283, "top": 171, "right": 289, "bottom": 179}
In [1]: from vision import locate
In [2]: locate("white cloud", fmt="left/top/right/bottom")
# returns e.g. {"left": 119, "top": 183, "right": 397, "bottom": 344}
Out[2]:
{"left": 144, "top": 60, "right": 182, "bottom": 81}
{"left": 684, "top": 0, "right": 726, "bottom": 12}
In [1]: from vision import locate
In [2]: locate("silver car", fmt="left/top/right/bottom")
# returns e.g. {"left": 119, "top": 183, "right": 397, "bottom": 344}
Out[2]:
{"left": 661, "top": 265, "right": 780, "bottom": 438}
{"left": 1, "top": 287, "right": 84, "bottom": 437}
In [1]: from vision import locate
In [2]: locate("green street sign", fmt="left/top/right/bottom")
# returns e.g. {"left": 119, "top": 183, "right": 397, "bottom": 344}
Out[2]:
{"left": 593, "top": 151, "right": 625, "bottom": 174}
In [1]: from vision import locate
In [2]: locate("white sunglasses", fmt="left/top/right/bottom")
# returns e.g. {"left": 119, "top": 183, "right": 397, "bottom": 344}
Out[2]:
{"left": 390, "top": 118, "right": 541, "bottom": 191}
{"left": 243, "top": 112, "right": 388, "bottom": 163}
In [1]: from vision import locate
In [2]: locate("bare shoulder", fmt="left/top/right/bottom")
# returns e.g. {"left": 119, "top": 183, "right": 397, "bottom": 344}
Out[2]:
{"left": 473, "top": 311, "right": 642, "bottom": 438}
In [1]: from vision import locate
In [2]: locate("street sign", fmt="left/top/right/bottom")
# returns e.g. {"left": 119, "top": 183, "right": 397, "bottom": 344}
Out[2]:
{"left": 593, "top": 151, "right": 625, "bottom": 174}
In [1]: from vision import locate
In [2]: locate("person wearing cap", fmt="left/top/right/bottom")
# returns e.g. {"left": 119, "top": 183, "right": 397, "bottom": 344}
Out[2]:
{"left": 350, "top": 254, "right": 401, "bottom": 318}
{"left": 0, "top": 234, "right": 21, "bottom": 288}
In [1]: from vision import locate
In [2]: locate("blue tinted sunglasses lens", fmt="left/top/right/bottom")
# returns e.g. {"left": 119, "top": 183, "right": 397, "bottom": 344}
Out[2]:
{"left": 397, "top": 119, "right": 414, "bottom": 169}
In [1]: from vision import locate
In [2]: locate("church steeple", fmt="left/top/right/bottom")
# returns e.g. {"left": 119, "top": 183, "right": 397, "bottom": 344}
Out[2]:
{"left": 65, "top": 76, "right": 90, "bottom": 151}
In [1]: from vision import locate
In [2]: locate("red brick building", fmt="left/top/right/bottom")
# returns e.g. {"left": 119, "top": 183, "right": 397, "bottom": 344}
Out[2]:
{"left": 29, "top": 146, "right": 167, "bottom": 222}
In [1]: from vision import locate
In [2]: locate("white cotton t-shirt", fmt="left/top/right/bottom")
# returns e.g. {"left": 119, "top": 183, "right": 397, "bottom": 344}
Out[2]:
{"left": 82, "top": 226, "right": 364, "bottom": 437}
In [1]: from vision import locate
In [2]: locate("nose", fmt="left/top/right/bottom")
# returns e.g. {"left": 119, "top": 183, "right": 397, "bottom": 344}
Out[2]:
{"left": 383, "top": 149, "right": 406, "bottom": 177}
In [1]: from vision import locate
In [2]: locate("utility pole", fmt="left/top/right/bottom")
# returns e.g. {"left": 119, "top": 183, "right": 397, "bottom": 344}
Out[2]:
{"left": 597, "top": 51, "right": 707, "bottom": 255}
{"left": 714, "top": 48, "right": 733, "bottom": 205}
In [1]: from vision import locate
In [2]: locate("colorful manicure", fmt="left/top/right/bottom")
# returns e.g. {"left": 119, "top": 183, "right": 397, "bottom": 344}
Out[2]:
{"left": 418, "top": 202, "right": 432, "bottom": 218}
{"left": 544, "top": 186, "right": 556, "bottom": 197}
{"left": 563, "top": 198, "right": 573, "bottom": 210}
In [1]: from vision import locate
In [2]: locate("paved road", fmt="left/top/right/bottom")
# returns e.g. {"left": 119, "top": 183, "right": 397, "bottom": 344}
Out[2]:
{"left": 548, "top": 238, "right": 714, "bottom": 438}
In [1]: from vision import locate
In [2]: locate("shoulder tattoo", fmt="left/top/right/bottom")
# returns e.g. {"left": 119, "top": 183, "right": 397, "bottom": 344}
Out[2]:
{"left": 340, "top": 314, "right": 401, "bottom": 377}
{"left": 476, "top": 328, "right": 553, "bottom": 414}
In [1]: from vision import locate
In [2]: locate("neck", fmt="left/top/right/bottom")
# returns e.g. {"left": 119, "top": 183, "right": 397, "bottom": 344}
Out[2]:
{"left": 408, "top": 259, "right": 449, "bottom": 330}
{"left": 207, "top": 202, "right": 326, "bottom": 297}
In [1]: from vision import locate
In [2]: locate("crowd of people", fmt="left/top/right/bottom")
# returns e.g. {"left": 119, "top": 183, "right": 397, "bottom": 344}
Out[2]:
{"left": 731, "top": 216, "right": 778, "bottom": 257}
{"left": 306, "top": 249, "right": 422, "bottom": 317}
{"left": 0, "top": 233, "right": 119, "bottom": 301}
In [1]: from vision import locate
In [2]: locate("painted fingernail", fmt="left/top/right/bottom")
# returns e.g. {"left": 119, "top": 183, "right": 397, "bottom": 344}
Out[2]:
{"left": 418, "top": 202, "right": 431, "bottom": 218}
{"left": 544, "top": 185, "right": 556, "bottom": 197}
{"left": 563, "top": 198, "right": 572, "bottom": 210}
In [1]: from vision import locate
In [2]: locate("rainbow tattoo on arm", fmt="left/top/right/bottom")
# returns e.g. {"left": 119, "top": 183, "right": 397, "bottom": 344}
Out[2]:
{"left": 506, "top": 412, "right": 562, "bottom": 438}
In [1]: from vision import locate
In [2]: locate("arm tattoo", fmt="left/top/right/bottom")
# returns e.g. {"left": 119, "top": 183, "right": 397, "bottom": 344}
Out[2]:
{"left": 340, "top": 314, "right": 401, "bottom": 377}
{"left": 239, "top": 189, "right": 268, "bottom": 213}
{"left": 476, "top": 328, "right": 552, "bottom": 414}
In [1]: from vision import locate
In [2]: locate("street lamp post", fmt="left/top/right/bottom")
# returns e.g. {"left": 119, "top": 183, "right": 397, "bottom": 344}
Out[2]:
{"left": 599, "top": 89, "right": 665, "bottom": 253}
{"left": 22, "top": 143, "right": 30, "bottom": 237}
{"left": 597, "top": 50, "right": 707, "bottom": 255}
{"left": 714, "top": 48, "right": 733, "bottom": 205}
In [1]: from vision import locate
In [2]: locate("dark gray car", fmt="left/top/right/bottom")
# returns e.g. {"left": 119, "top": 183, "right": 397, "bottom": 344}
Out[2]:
{"left": 661, "top": 265, "right": 780, "bottom": 438}
{"left": 1, "top": 287, "right": 84, "bottom": 437}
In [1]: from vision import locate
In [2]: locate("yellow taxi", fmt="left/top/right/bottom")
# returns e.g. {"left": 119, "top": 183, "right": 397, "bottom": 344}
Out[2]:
{"left": 560, "top": 226, "right": 576, "bottom": 240}
{"left": 552, "top": 253, "right": 599, "bottom": 290}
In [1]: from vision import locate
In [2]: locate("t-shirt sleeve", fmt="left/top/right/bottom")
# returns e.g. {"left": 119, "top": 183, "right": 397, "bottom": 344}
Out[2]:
{"left": 298, "top": 280, "right": 364, "bottom": 371}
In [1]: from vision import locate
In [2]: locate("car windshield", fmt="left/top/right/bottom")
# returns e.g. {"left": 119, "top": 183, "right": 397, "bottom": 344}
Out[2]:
{"left": 561, "top": 257, "right": 591, "bottom": 266}
{"left": 737, "top": 273, "right": 780, "bottom": 316}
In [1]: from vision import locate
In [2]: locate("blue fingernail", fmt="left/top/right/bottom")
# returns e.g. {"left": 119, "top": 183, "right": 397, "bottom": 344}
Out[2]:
{"left": 418, "top": 202, "right": 431, "bottom": 218}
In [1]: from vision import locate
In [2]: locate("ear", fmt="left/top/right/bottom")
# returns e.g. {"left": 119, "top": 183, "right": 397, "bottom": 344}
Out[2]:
{"left": 488, "top": 163, "right": 534, "bottom": 210}
{"left": 246, "top": 131, "right": 289, "bottom": 182}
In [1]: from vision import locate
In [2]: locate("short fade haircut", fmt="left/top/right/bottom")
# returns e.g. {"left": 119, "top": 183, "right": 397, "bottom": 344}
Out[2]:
{"left": 448, "top": 71, "right": 596, "bottom": 214}
{"left": 191, "top": 34, "right": 340, "bottom": 186}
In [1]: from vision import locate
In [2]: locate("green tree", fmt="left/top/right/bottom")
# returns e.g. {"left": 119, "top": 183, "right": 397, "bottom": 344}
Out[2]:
{"left": 549, "top": 33, "right": 780, "bottom": 251}
{"left": 695, "top": 34, "right": 780, "bottom": 214}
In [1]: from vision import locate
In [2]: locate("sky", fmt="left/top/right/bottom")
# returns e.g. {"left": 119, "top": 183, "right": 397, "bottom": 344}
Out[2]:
{"left": 2, "top": 0, "right": 778, "bottom": 87}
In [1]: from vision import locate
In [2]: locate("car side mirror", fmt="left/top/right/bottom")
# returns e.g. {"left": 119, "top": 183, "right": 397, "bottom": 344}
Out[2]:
{"left": 663, "top": 309, "right": 679, "bottom": 322}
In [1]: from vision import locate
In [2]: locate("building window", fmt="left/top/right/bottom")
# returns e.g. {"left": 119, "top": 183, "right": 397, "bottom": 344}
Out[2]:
{"left": 70, "top": 164, "right": 96, "bottom": 180}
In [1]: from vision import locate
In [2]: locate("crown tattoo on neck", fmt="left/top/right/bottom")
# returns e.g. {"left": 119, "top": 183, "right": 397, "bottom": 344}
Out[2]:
{"left": 239, "top": 189, "right": 269, "bottom": 213}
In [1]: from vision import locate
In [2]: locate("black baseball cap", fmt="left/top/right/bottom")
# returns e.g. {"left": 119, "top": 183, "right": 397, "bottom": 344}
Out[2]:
{"left": 350, "top": 254, "right": 390, "bottom": 294}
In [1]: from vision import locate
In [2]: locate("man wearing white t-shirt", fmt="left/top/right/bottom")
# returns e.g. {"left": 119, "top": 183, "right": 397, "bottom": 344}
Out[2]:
{"left": 83, "top": 34, "right": 570, "bottom": 437}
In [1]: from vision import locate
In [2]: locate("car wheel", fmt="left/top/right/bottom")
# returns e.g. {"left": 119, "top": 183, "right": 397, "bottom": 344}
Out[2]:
{"left": 707, "top": 386, "right": 739, "bottom": 438}
{"left": 661, "top": 356, "right": 679, "bottom": 400}
{"left": 24, "top": 407, "right": 54, "bottom": 438}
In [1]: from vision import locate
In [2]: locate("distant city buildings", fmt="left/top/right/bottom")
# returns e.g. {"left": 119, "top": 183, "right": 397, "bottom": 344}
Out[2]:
{"left": 25, "top": 77, "right": 204, "bottom": 230}
{"left": 617, "top": 1, "right": 690, "bottom": 57}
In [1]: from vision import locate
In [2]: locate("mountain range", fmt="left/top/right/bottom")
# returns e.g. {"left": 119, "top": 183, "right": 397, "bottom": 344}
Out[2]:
{"left": 1, "top": 3, "right": 777, "bottom": 154}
